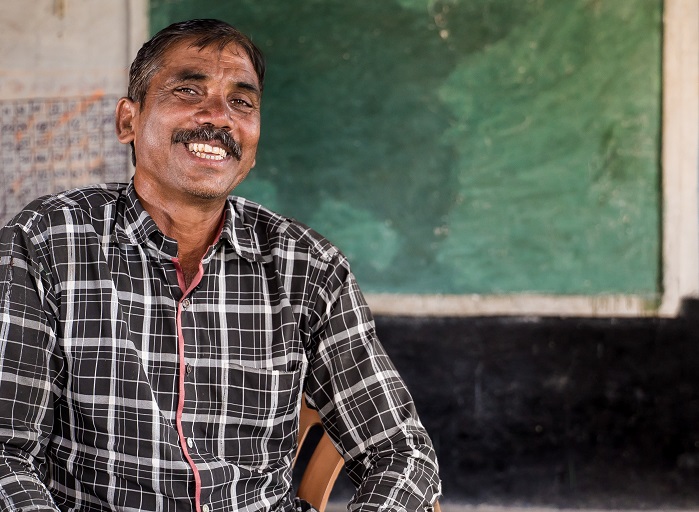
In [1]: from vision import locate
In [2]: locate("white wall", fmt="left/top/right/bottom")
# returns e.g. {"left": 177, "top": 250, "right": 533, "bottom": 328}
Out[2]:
{"left": 0, "top": 0, "right": 148, "bottom": 99}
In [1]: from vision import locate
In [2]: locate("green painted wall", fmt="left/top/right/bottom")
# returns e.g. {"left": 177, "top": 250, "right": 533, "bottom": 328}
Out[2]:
{"left": 150, "top": 0, "right": 662, "bottom": 296}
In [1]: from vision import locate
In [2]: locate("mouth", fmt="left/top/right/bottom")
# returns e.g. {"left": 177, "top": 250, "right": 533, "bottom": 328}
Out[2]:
{"left": 186, "top": 142, "right": 228, "bottom": 161}
{"left": 172, "top": 125, "right": 242, "bottom": 161}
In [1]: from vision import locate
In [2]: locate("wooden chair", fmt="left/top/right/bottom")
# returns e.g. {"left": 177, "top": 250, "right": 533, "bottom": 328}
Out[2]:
{"left": 295, "top": 397, "right": 441, "bottom": 512}
{"left": 294, "top": 397, "right": 345, "bottom": 511}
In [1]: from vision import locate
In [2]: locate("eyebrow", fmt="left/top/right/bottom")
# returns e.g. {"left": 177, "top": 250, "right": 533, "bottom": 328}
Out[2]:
{"left": 170, "top": 70, "right": 208, "bottom": 84}
{"left": 170, "top": 69, "right": 261, "bottom": 96}
{"left": 235, "top": 81, "right": 261, "bottom": 95}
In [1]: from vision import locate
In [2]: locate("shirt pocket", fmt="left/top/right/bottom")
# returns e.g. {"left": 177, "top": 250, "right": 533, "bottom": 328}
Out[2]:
{"left": 214, "top": 362, "right": 302, "bottom": 470}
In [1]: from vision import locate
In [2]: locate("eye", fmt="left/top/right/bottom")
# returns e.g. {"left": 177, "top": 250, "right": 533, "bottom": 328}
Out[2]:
{"left": 230, "top": 98, "right": 252, "bottom": 108}
{"left": 175, "top": 86, "right": 198, "bottom": 96}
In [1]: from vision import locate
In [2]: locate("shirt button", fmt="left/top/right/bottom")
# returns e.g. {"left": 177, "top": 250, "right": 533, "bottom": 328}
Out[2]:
{"left": 202, "top": 505, "right": 210, "bottom": 512}
{"left": 187, "top": 437, "right": 194, "bottom": 449}
{"left": 182, "top": 298, "right": 191, "bottom": 309}
{"left": 186, "top": 363, "right": 193, "bottom": 375}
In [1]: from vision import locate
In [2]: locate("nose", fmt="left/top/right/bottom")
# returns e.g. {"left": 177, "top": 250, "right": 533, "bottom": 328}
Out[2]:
{"left": 192, "top": 94, "right": 231, "bottom": 128}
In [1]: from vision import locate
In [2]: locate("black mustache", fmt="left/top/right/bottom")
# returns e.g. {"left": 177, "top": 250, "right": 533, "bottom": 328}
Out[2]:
{"left": 172, "top": 125, "right": 242, "bottom": 161}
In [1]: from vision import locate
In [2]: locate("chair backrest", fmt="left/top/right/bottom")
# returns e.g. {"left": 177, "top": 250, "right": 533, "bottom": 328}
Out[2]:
{"left": 295, "top": 397, "right": 441, "bottom": 512}
{"left": 295, "top": 397, "right": 345, "bottom": 512}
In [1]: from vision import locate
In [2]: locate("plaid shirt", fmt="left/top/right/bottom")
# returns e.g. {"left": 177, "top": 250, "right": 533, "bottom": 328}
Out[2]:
{"left": 0, "top": 181, "right": 440, "bottom": 512}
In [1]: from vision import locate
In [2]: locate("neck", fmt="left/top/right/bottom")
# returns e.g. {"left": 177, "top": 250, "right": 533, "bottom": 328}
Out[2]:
{"left": 133, "top": 179, "right": 226, "bottom": 289}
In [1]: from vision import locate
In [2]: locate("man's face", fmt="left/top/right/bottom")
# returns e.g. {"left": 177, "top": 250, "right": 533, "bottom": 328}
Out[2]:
{"left": 117, "top": 39, "right": 261, "bottom": 204}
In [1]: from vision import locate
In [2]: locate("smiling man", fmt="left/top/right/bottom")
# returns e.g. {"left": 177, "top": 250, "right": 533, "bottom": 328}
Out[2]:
{"left": 0, "top": 19, "right": 440, "bottom": 512}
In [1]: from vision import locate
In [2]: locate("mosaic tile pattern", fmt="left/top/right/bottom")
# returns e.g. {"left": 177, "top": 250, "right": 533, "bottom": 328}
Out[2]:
{"left": 0, "top": 94, "right": 130, "bottom": 226}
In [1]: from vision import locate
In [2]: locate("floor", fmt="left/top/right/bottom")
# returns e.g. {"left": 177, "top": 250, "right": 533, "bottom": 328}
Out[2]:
{"left": 325, "top": 503, "right": 699, "bottom": 512}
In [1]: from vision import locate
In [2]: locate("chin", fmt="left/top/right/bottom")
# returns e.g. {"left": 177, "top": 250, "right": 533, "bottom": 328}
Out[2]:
{"left": 182, "top": 177, "right": 237, "bottom": 201}
{"left": 189, "top": 188, "right": 229, "bottom": 200}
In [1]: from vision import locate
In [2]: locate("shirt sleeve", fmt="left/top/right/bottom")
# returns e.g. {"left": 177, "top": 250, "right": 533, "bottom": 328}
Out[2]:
{"left": 0, "top": 224, "right": 62, "bottom": 512}
{"left": 304, "top": 261, "right": 441, "bottom": 511}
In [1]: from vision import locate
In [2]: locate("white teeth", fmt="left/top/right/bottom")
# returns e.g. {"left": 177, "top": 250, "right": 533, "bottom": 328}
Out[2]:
{"left": 187, "top": 142, "right": 227, "bottom": 160}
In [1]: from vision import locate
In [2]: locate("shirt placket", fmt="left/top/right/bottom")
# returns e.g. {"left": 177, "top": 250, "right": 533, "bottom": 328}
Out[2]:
{"left": 173, "top": 257, "right": 206, "bottom": 512}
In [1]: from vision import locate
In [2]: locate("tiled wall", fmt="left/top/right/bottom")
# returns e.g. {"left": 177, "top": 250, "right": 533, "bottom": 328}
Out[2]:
{"left": 0, "top": 94, "right": 130, "bottom": 225}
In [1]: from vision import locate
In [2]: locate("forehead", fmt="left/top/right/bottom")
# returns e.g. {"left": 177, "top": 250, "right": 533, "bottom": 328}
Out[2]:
{"left": 156, "top": 39, "right": 258, "bottom": 85}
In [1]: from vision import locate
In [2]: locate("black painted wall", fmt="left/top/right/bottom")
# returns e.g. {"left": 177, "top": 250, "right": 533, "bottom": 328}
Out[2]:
{"left": 328, "top": 300, "right": 699, "bottom": 508}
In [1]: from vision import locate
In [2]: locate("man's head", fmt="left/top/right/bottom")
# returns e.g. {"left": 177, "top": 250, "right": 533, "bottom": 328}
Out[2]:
{"left": 116, "top": 19, "right": 265, "bottom": 205}
{"left": 128, "top": 19, "right": 265, "bottom": 108}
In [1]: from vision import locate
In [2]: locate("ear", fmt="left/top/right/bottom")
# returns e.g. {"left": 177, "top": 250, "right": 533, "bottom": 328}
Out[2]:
{"left": 115, "top": 97, "right": 137, "bottom": 144}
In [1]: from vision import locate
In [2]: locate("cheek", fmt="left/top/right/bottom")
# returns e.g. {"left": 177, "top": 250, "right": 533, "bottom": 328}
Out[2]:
{"left": 241, "top": 122, "right": 261, "bottom": 150}
{"left": 240, "top": 114, "right": 261, "bottom": 141}
{"left": 238, "top": 128, "right": 260, "bottom": 162}
{"left": 137, "top": 118, "right": 171, "bottom": 154}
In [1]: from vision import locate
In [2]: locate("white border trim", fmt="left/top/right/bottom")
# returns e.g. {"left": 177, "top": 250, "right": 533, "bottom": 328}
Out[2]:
{"left": 659, "top": 0, "right": 699, "bottom": 316}
{"left": 370, "top": 0, "right": 699, "bottom": 318}
{"left": 365, "top": 294, "right": 658, "bottom": 318}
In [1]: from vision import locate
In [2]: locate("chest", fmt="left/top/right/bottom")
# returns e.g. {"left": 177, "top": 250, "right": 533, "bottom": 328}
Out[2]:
{"left": 54, "top": 243, "right": 310, "bottom": 410}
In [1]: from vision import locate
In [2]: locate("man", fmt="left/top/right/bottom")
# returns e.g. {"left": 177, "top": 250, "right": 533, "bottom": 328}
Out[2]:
{"left": 0, "top": 19, "right": 440, "bottom": 512}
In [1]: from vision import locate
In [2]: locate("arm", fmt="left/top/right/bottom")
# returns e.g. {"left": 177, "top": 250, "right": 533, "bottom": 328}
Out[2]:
{"left": 304, "top": 264, "right": 441, "bottom": 511}
{"left": 0, "top": 223, "right": 62, "bottom": 511}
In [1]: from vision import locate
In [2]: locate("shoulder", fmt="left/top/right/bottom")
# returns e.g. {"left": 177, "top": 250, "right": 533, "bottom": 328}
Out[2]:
{"left": 229, "top": 196, "right": 344, "bottom": 265}
{"left": 4, "top": 183, "right": 127, "bottom": 233}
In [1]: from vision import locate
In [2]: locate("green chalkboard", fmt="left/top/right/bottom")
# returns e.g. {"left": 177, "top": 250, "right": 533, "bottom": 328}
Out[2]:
{"left": 150, "top": 0, "right": 662, "bottom": 296}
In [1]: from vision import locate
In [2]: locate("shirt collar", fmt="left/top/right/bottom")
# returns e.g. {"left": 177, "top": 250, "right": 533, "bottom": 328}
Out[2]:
{"left": 114, "top": 179, "right": 265, "bottom": 263}
{"left": 220, "top": 196, "right": 267, "bottom": 263}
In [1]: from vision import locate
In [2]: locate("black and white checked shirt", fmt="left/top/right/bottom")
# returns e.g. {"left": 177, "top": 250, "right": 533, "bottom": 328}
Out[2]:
{"left": 0, "top": 181, "right": 440, "bottom": 512}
